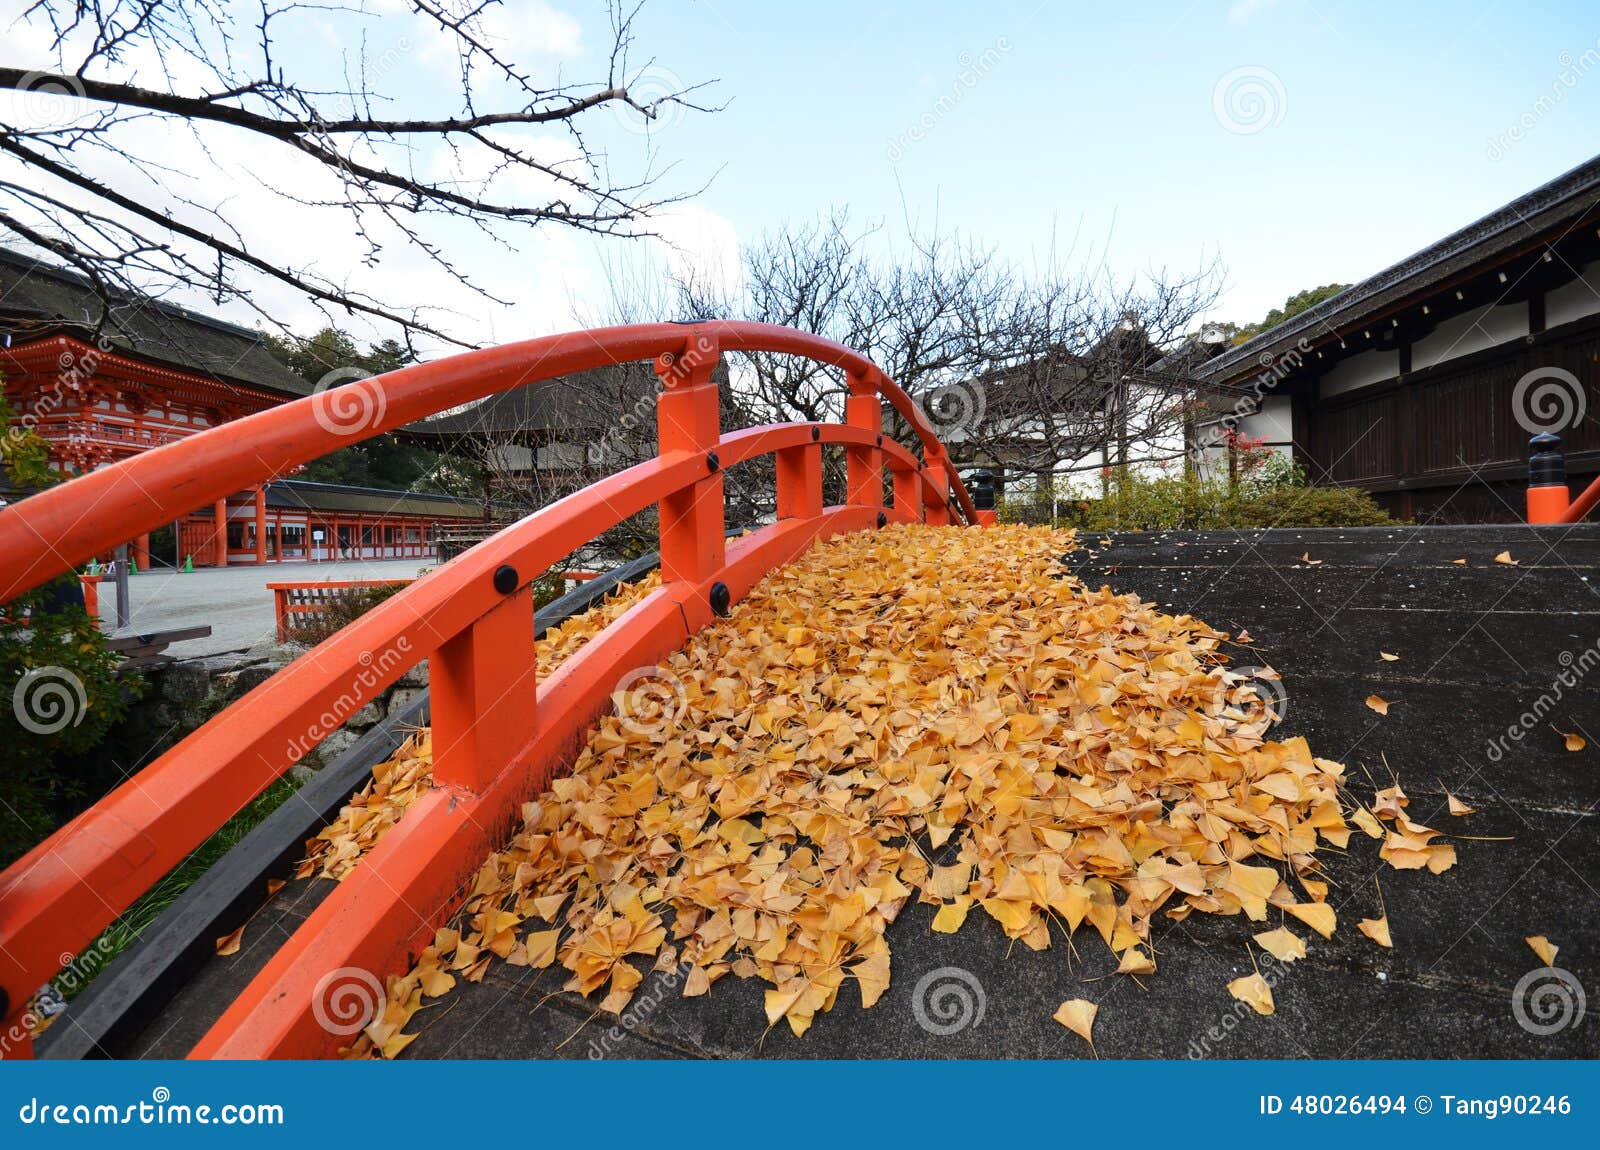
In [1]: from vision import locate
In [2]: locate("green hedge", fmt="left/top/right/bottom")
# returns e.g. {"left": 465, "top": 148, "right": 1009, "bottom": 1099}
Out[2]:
{"left": 999, "top": 471, "right": 1396, "bottom": 532}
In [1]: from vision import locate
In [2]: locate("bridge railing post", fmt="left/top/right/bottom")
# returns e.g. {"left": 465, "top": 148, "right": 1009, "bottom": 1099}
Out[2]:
{"left": 845, "top": 370, "right": 885, "bottom": 517}
{"left": 1527, "top": 433, "right": 1571, "bottom": 524}
{"left": 655, "top": 332, "right": 726, "bottom": 584}
{"left": 776, "top": 429, "right": 823, "bottom": 521}
{"left": 921, "top": 446, "right": 952, "bottom": 526}
{"left": 431, "top": 574, "right": 538, "bottom": 792}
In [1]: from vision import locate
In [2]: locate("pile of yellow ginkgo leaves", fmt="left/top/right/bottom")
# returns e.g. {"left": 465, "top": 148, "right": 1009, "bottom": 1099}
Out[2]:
{"left": 344, "top": 523, "right": 1454, "bottom": 1058}
{"left": 299, "top": 572, "right": 663, "bottom": 883}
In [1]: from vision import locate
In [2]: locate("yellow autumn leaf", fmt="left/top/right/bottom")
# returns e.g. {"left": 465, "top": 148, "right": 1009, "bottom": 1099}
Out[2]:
{"left": 1253, "top": 927, "right": 1307, "bottom": 963}
{"left": 1526, "top": 935, "right": 1559, "bottom": 965}
{"left": 1227, "top": 972, "right": 1275, "bottom": 1015}
{"left": 1564, "top": 732, "right": 1586, "bottom": 752}
{"left": 1379, "top": 651, "right": 1400, "bottom": 662}
{"left": 932, "top": 898, "right": 972, "bottom": 934}
{"left": 316, "top": 526, "right": 1471, "bottom": 1059}
{"left": 1052, "top": 998, "right": 1098, "bottom": 1045}
{"left": 1286, "top": 901, "right": 1337, "bottom": 939}
{"left": 1493, "top": 550, "right": 1518, "bottom": 566}
{"left": 1365, "top": 694, "right": 1390, "bottom": 715}
{"left": 215, "top": 925, "right": 244, "bottom": 957}
{"left": 1357, "top": 916, "right": 1393, "bottom": 948}
{"left": 1446, "top": 792, "right": 1476, "bottom": 816}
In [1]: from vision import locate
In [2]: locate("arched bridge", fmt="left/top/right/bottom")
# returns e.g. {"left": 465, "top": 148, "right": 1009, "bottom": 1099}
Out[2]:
{"left": 0, "top": 322, "right": 980, "bottom": 1058}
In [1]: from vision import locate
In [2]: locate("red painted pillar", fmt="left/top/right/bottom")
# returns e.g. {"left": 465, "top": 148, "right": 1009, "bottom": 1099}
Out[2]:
{"left": 655, "top": 331, "right": 725, "bottom": 587}
{"left": 253, "top": 486, "right": 267, "bottom": 565}
{"left": 213, "top": 498, "right": 229, "bottom": 567}
{"left": 133, "top": 533, "right": 152, "bottom": 570}
{"left": 844, "top": 369, "right": 885, "bottom": 516}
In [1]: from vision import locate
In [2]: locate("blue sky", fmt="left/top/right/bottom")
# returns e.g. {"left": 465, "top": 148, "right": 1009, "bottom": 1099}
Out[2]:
{"left": 605, "top": 0, "right": 1600, "bottom": 325}
{"left": 8, "top": 0, "right": 1599, "bottom": 344}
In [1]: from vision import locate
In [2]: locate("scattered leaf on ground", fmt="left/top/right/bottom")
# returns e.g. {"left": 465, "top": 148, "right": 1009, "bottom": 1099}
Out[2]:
{"left": 1526, "top": 935, "right": 1559, "bottom": 965}
{"left": 1053, "top": 999, "right": 1098, "bottom": 1046}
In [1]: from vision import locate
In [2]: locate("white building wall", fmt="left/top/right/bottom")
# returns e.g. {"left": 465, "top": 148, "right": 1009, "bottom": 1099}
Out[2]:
{"left": 1411, "top": 301, "right": 1528, "bottom": 371}
{"left": 1321, "top": 349, "right": 1400, "bottom": 398}
{"left": 1545, "top": 259, "right": 1600, "bottom": 328}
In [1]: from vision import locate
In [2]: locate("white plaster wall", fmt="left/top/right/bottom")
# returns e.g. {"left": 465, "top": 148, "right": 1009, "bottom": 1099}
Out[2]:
{"left": 1321, "top": 348, "right": 1400, "bottom": 398}
{"left": 1411, "top": 301, "right": 1528, "bottom": 371}
{"left": 1545, "top": 259, "right": 1600, "bottom": 329}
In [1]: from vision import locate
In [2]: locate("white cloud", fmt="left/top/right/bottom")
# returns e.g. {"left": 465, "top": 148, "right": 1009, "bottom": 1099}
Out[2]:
{"left": 1228, "top": 0, "right": 1280, "bottom": 24}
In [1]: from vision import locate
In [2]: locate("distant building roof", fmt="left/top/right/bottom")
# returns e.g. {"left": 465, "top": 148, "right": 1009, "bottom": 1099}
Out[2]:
{"left": 0, "top": 246, "right": 310, "bottom": 397}
{"left": 1199, "top": 152, "right": 1600, "bottom": 382}
{"left": 266, "top": 478, "right": 484, "bottom": 520}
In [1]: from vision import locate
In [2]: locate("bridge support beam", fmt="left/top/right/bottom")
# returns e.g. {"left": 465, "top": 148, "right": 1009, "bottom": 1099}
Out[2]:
{"left": 845, "top": 371, "right": 885, "bottom": 514}
{"left": 432, "top": 581, "right": 538, "bottom": 792}
{"left": 655, "top": 334, "right": 726, "bottom": 587}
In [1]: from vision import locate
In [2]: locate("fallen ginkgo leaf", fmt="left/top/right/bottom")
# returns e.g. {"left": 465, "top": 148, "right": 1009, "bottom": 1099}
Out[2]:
{"left": 1228, "top": 972, "right": 1275, "bottom": 1016}
{"left": 1366, "top": 694, "right": 1390, "bottom": 715}
{"left": 1526, "top": 935, "right": 1559, "bottom": 965}
{"left": 1357, "top": 916, "right": 1393, "bottom": 948}
{"left": 1053, "top": 998, "right": 1098, "bottom": 1045}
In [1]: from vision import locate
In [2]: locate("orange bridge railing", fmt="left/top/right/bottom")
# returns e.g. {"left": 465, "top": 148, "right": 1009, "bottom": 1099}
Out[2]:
{"left": 0, "top": 322, "right": 977, "bottom": 1058}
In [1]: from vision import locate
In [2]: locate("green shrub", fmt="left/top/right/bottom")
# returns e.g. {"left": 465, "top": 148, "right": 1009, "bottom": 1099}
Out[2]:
{"left": 1001, "top": 467, "right": 1395, "bottom": 532}
{"left": 1220, "top": 484, "right": 1394, "bottom": 528}
{"left": 1, "top": 580, "right": 142, "bottom": 867}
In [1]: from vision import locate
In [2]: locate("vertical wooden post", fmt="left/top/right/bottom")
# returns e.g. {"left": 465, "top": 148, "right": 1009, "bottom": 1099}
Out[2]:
{"left": 253, "top": 486, "right": 267, "bottom": 565}
{"left": 777, "top": 433, "right": 823, "bottom": 521}
{"left": 845, "top": 370, "right": 884, "bottom": 514}
{"left": 890, "top": 461, "right": 921, "bottom": 523}
{"left": 213, "top": 498, "right": 229, "bottom": 567}
{"left": 431, "top": 579, "right": 537, "bottom": 792}
{"left": 922, "top": 447, "right": 952, "bottom": 526}
{"left": 655, "top": 331, "right": 725, "bottom": 585}
{"left": 133, "top": 533, "right": 152, "bottom": 571}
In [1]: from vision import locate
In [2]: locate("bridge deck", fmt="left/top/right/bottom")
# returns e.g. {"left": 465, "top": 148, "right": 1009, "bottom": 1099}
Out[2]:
{"left": 114, "top": 524, "right": 1599, "bottom": 1060}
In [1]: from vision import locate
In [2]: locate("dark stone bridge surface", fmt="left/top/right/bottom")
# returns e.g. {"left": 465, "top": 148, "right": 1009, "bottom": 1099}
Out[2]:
{"left": 103, "top": 526, "right": 1600, "bottom": 1059}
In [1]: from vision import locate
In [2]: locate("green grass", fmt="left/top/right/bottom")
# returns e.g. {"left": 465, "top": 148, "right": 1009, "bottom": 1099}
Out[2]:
{"left": 53, "top": 774, "right": 304, "bottom": 1001}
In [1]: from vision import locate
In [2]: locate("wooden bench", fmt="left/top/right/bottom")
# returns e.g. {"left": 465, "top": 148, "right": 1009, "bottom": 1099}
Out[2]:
{"left": 105, "top": 626, "right": 213, "bottom": 672}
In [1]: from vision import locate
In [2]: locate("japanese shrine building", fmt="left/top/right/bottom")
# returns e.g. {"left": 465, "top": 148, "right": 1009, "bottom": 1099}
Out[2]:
{"left": 0, "top": 247, "right": 484, "bottom": 566}
{"left": 1190, "top": 154, "right": 1600, "bottom": 522}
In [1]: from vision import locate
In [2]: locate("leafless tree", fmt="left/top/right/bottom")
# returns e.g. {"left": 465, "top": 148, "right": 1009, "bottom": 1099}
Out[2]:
{"left": 0, "top": 0, "right": 718, "bottom": 347}
{"left": 662, "top": 212, "right": 1226, "bottom": 497}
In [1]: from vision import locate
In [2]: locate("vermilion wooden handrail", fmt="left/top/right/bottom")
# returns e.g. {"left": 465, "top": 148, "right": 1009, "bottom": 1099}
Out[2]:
{"left": 0, "top": 322, "right": 976, "bottom": 1058}
{"left": 0, "top": 321, "right": 973, "bottom": 602}
{"left": 1558, "top": 474, "right": 1600, "bottom": 523}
